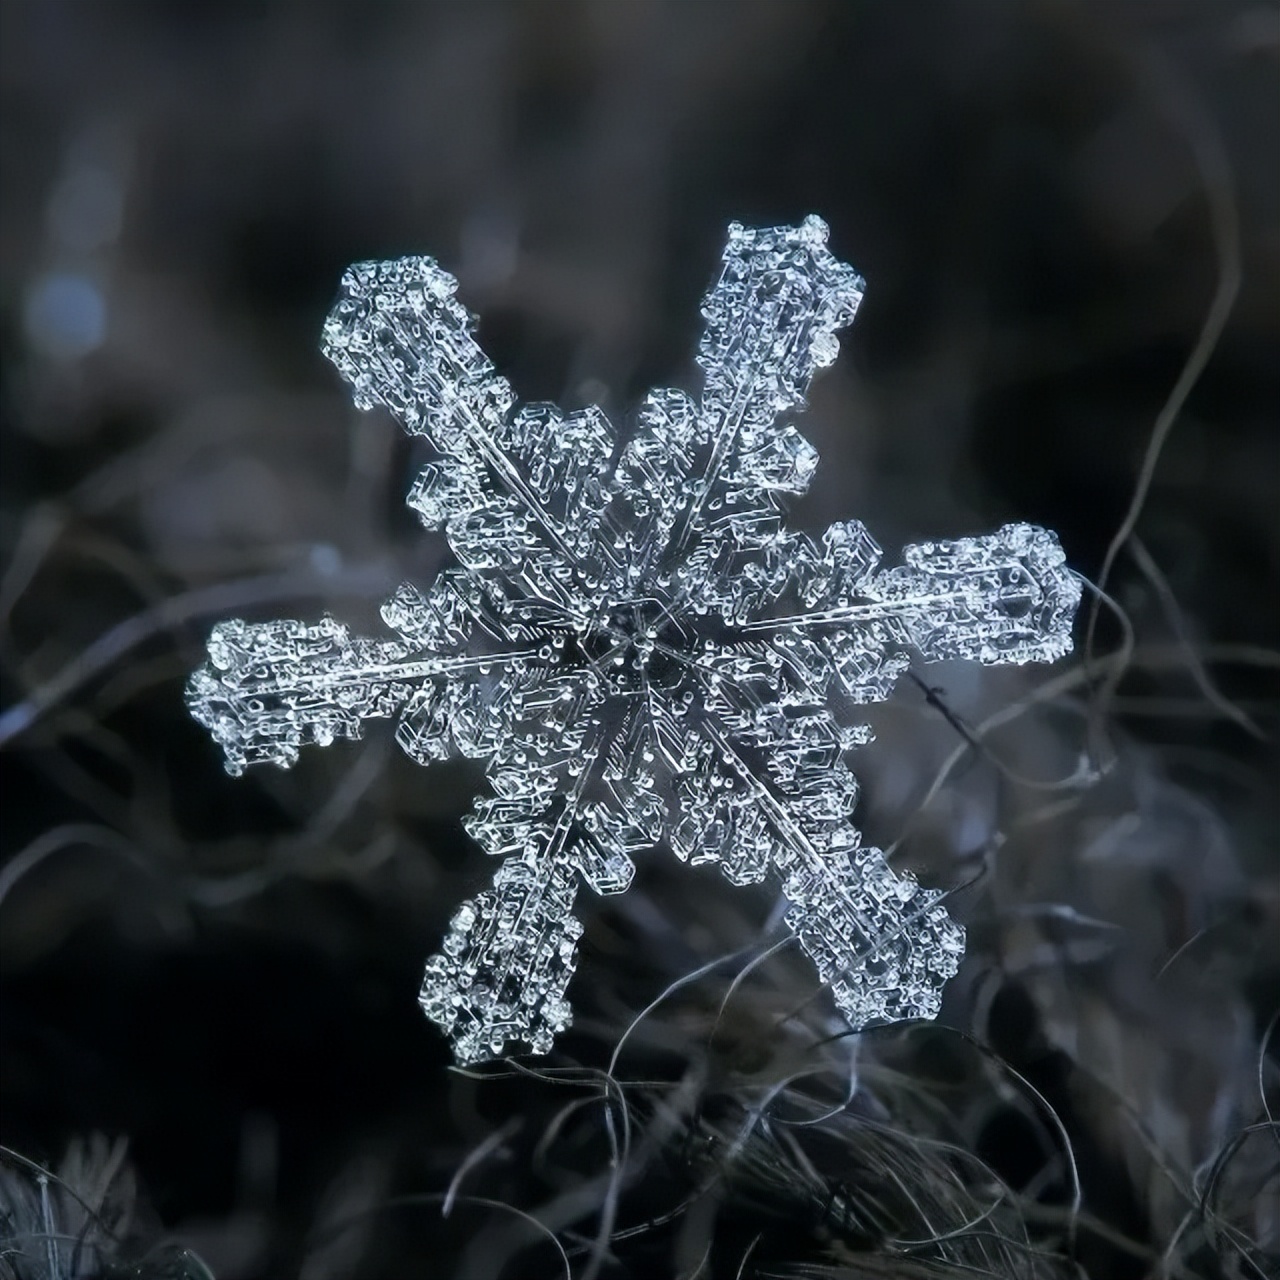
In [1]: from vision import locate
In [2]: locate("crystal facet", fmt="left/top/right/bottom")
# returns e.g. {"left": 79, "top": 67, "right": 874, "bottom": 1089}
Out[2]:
{"left": 187, "top": 218, "right": 1080, "bottom": 1064}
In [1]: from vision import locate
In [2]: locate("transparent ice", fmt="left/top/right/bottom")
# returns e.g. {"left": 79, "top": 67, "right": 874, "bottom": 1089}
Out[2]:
{"left": 187, "top": 216, "right": 1080, "bottom": 1065}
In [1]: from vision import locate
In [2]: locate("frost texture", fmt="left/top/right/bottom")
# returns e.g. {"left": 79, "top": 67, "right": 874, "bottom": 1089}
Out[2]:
{"left": 187, "top": 217, "right": 1080, "bottom": 1065}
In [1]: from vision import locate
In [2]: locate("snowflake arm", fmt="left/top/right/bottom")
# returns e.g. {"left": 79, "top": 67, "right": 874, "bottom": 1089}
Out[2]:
{"left": 422, "top": 704, "right": 655, "bottom": 1060}
{"left": 421, "top": 850, "right": 583, "bottom": 1064}
{"left": 187, "top": 216, "right": 1080, "bottom": 1065}
{"left": 321, "top": 256, "right": 616, "bottom": 619}
{"left": 185, "top": 584, "right": 542, "bottom": 774}
{"left": 659, "top": 639, "right": 964, "bottom": 1026}
{"left": 738, "top": 520, "right": 1081, "bottom": 710}
{"left": 186, "top": 616, "right": 416, "bottom": 775}
{"left": 668, "top": 215, "right": 865, "bottom": 555}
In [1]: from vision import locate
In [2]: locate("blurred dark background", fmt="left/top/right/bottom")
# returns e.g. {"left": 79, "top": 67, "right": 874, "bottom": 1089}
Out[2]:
{"left": 1, "top": 2, "right": 1277, "bottom": 1278}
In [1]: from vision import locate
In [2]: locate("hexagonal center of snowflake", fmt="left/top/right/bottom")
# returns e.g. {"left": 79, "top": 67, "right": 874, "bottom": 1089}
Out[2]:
{"left": 574, "top": 598, "right": 687, "bottom": 691}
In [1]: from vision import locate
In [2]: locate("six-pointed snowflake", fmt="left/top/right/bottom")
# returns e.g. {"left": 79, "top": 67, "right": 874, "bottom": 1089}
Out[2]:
{"left": 187, "top": 216, "right": 1079, "bottom": 1064}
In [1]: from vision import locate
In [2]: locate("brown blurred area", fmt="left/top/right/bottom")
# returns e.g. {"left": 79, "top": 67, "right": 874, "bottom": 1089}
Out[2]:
{"left": 1, "top": 3, "right": 1277, "bottom": 1278}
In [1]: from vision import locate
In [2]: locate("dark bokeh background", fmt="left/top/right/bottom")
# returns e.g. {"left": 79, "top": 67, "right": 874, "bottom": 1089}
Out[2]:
{"left": 1, "top": 3, "right": 1277, "bottom": 1278}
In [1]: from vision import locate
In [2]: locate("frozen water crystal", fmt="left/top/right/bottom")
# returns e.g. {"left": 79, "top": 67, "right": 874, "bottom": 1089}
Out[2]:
{"left": 187, "top": 216, "right": 1080, "bottom": 1065}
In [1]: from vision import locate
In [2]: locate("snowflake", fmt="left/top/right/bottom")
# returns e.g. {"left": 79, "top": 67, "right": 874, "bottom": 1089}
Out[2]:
{"left": 187, "top": 216, "right": 1079, "bottom": 1065}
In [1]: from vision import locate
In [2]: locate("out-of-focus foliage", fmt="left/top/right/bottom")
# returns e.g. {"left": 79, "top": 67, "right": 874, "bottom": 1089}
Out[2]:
{"left": 0, "top": 1137, "right": 214, "bottom": 1278}
{"left": 1, "top": 2, "right": 1276, "bottom": 1278}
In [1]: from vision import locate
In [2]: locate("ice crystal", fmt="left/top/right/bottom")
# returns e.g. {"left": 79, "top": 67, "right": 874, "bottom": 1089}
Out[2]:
{"left": 187, "top": 216, "right": 1080, "bottom": 1064}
